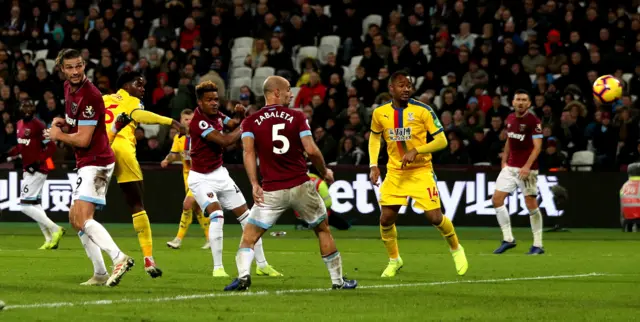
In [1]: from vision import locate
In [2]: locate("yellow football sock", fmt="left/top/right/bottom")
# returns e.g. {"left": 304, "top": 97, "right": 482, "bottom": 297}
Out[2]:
{"left": 176, "top": 209, "right": 193, "bottom": 240}
{"left": 132, "top": 211, "right": 153, "bottom": 257}
{"left": 195, "top": 209, "right": 210, "bottom": 239}
{"left": 435, "top": 216, "right": 459, "bottom": 250}
{"left": 380, "top": 224, "right": 399, "bottom": 260}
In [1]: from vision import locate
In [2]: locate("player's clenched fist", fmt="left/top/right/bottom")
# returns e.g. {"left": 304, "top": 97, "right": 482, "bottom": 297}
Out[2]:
{"left": 171, "top": 120, "right": 186, "bottom": 137}
{"left": 234, "top": 104, "right": 246, "bottom": 119}
{"left": 369, "top": 166, "right": 380, "bottom": 186}
{"left": 323, "top": 168, "right": 334, "bottom": 185}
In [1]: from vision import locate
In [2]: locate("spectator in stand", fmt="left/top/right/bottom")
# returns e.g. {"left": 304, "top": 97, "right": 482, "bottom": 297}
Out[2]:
{"left": 336, "top": 136, "right": 365, "bottom": 166}
{"left": 245, "top": 38, "right": 268, "bottom": 70}
{"left": 522, "top": 44, "right": 546, "bottom": 75}
{"left": 439, "top": 132, "right": 471, "bottom": 165}
{"left": 295, "top": 72, "right": 326, "bottom": 108}
{"left": 467, "top": 128, "right": 490, "bottom": 164}
{"left": 267, "top": 36, "right": 294, "bottom": 80}
{"left": 539, "top": 137, "right": 566, "bottom": 171}
{"left": 593, "top": 112, "right": 618, "bottom": 169}
{"left": 453, "top": 22, "right": 477, "bottom": 52}
{"left": 314, "top": 126, "right": 337, "bottom": 163}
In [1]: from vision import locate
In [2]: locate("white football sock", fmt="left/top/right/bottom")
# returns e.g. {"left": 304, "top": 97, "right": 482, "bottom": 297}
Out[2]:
{"left": 83, "top": 219, "right": 123, "bottom": 264}
{"left": 495, "top": 205, "right": 514, "bottom": 242}
{"left": 322, "top": 251, "right": 343, "bottom": 285}
{"left": 236, "top": 247, "right": 255, "bottom": 278}
{"left": 238, "top": 210, "right": 268, "bottom": 268}
{"left": 529, "top": 208, "right": 543, "bottom": 247}
{"left": 22, "top": 204, "right": 59, "bottom": 232}
{"left": 39, "top": 223, "right": 52, "bottom": 243}
{"left": 209, "top": 210, "right": 224, "bottom": 270}
{"left": 79, "top": 231, "right": 108, "bottom": 276}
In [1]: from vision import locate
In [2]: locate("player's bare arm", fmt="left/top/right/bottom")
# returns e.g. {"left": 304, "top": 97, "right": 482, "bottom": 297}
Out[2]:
{"left": 241, "top": 135, "right": 264, "bottom": 205}
{"left": 301, "top": 135, "right": 334, "bottom": 184}
{"left": 161, "top": 152, "right": 180, "bottom": 168}
{"left": 48, "top": 117, "right": 95, "bottom": 148}
{"left": 203, "top": 126, "right": 242, "bottom": 147}
{"left": 519, "top": 137, "right": 542, "bottom": 179}
{"left": 402, "top": 132, "right": 448, "bottom": 168}
{"left": 501, "top": 139, "right": 510, "bottom": 169}
{"left": 368, "top": 131, "right": 382, "bottom": 186}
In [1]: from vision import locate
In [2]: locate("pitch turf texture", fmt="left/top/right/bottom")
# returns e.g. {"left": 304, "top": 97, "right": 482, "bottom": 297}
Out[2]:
{"left": 0, "top": 223, "right": 638, "bottom": 321}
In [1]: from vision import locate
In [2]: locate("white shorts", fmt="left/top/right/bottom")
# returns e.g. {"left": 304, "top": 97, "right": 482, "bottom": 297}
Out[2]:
{"left": 72, "top": 163, "right": 115, "bottom": 210}
{"left": 248, "top": 180, "right": 326, "bottom": 230}
{"left": 20, "top": 171, "right": 47, "bottom": 204}
{"left": 187, "top": 166, "right": 246, "bottom": 213}
{"left": 495, "top": 166, "right": 539, "bottom": 196}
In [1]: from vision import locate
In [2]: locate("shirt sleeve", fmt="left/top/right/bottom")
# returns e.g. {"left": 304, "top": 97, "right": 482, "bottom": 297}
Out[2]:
{"left": 220, "top": 112, "right": 231, "bottom": 125}
{"left": 532, "top": 116, "right": 543, "bottom": 139}
{"left": 170, "top": 137, "right": 182, "bottom": 153}
{"left": 423, "top": 107, "right": 443, "bottom": 136}
{"left": 241, "top": 118, "right": 254, "bottom": 139}
{"left": 370, "top": 109, "right": 383, "bottom": 134}
{"left": 298, "top": 112, "right": 312, "bottom": 138}
{"left": 191, "top": 117, "right": 215, "bottom": 139}
{"left": 77, "top": 93, "right": 103, "bottom": 126}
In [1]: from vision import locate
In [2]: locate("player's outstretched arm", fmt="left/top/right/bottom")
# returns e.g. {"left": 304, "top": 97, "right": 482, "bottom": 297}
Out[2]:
{"left": 48, "top": 117, "right": 95, "bottom": 148}
{"left": 131, "top": 109, "right": 186, "bottom": 136}
{"left": 203, "top": 126, "right": 242, "bottom": 147}
{"left": 301, "top": 135, "right": 333, "bottom": 184}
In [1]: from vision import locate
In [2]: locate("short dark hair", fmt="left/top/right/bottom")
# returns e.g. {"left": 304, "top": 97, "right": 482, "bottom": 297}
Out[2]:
{"left": 390, "top": 70, "right": 410, "bottom": 84}
{"left": 116, "top": 71, "right": 143, "bottom": 89}
{"left": 195, "top": 81, "right": 218, "bottom": 99}
{"left": 56, "top": 48, "right": 82, "bottom": 66}
{"left": 514, "top": 89, "right": 530, "bottom": 98}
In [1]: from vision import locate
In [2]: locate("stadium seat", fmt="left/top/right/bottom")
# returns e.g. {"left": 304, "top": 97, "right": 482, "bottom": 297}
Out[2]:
{"left": 420, "top": 45, "right": 430, "bottom": 56}
{"left": 229, "top": 77, "right": 252, "bottom": 100}
{"left": 529, "top": 74, "right": 536, "bottom": 83}
{"left": 349, "top": 55, "right": 362, "bottom": 71}
{"left": 44, "top": 59, "right": 56, "bottom": 73}
{"left": 553, "top": 74, "right": 561, "bottom": 80}
{"left": 324, "top": 5, "right": 331, "bottom": 17}
{"left": 233, "top": 37, "right": 254, "bottom": 49}
{"left": 623, "top": 73, "right": 632, "bottom": 87}
{"left": 342, "top": 66, "right": 353, "bottom": 87}
{"left": 151, "top": 18, "right": 160, "bottom": 28}
{"left": 570, "top": 150, "right": 594, "bottom": 172}
{"left": 252, "top": 76, "right": 267, "bottom": 96}
{"left": 231, "top": 56, "right": 246, "bottom": 68}
{"left": 289, "top": 87, "right": 301, "bottom": 107}
{"left": 232, "top": 47, "right": 251, "bottom": 59}
{"left": 415, "top": 76, "right": 424, "bottom": 89}
{"left": 318, "top": 44, "right": 337, "bottom": 64}
{"left": 441, "top": 75, "right": 449, "bottom": 86}
{"left": 231, "top": 67, "right": 253, "bottom": 79}
{"left": 362, "top": 15, "right": 382, "bottom": 35}
{"left": 297, "top": 46, "right": 319, "bottom": 60}
{"left": 21, "top": 49, "right": 33, "bottom": 58}
{"left": 320, "top": 35, "right": 341, "bottom": 48}
{"left": 433, "top": 95, "right": 442, "bottom": 109}
{"left": 140, "top": 124, "right": 160, "bottom": 138}
{"left": 254, "top": 67, "right": 275, "bottom": 78}
{"left": 474, "top": 162, "right": 491, "bottom": 166}
{"left": 90, "top": 58, "right": 98, "bottom": 65}
{"left": 35, "top": 49, "right": 48, "bottom": 60}
{"left": 87, "top": 69, "right": 95, "bottom": 82}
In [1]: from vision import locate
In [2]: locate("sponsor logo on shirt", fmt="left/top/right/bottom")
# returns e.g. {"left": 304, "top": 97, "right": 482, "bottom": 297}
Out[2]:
{"left": 507, "top": 132, "right": 526, "bottom": 141}
{"left": 388, "top": 127, "right": 412, "bottom": 141}
{"left": 65, "top": 114, "right": 77, "bottom": 127}
{"left": 17, "top": 138, "right": 31, "bottom": 145}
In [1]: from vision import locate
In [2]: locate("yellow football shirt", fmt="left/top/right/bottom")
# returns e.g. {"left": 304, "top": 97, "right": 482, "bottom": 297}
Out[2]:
{"left": 170, "top": 135, "right": 192, "bottom": 184}
{"left": 370, "top": 98, "right": 443, "bottom": 171}
{"left": 103, "top": 89, "right": 144, "bottom": 147}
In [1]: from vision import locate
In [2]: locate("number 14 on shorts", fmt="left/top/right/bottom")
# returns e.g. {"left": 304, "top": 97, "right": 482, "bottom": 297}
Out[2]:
{"left": 427, "top": 186, "right": 439, "bottom": 199}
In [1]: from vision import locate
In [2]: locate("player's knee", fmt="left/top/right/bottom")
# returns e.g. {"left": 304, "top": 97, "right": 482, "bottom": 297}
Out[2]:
{"left": 182, "top": 198, "right": 194, "bottom": 211}
{"left": 425, "top": 210, "right": 443, "bottom": 225}
{"left": 232, "top": 204, "right": 249, "bottom": 217}
{"left": 524, "top": 196, "right": 538, "bottom": 210}
{"left": 379, "top": 214, "right": 395, "bottom": 227}
{"left": 492, "top": 194, "right": 505, "bottom": 208}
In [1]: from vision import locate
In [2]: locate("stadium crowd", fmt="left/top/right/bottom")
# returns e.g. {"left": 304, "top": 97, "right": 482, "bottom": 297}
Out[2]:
{"left": 0, "top": 0, "right": 639, "bottom": 171}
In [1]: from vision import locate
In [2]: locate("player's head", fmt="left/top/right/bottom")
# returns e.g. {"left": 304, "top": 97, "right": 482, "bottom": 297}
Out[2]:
{"left": 628, "top": 163, "right": 640, "bottom": 177}
{"left": 263, "top": 76, "right": 292, "bottom": 106}
{"left": 56, "top": 49, "right": 85, "bottom": 85}
{"left": 388, "top": 70, "right": 413, "bottom": 104}
{"left": 180, "top": 108, "right": 194, "bottom": 129}
{"left": 512, "top": 89, "right": 531, "bottom": 115}
{"left": 19, "top": 100, "right": 36, "bottom": 119}
{"left": 117, "top": 71, "right": 146, "bottom": 99}
{"left": 195, "top": 81, "right": 219, "bottom": 115}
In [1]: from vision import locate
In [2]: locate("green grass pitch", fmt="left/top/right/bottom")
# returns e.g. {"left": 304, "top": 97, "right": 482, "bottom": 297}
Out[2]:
{"left": 0, "top": 222, "right": 639, "bottom": 321}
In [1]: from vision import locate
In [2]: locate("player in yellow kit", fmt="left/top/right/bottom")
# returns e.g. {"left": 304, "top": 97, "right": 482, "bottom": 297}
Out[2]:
{"left": 161, "top": 109, "right": 211, "bottom": 249}
{"left": 104, "top": 71, "right": 184, "bottom": 278}
{"left": 368, "top": 71, "right": 468, "bottom": 277}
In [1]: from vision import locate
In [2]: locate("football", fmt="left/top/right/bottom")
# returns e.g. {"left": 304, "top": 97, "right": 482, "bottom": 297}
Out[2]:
{"left": 592, "top": 75, "right": 623, "bottom": 104}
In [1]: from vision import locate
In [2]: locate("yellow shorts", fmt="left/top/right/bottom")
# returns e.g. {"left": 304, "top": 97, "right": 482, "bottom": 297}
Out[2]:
{"left": 379, "top": 168, "right": 441, "bottom": 211}
{"left": 112, "top": 142, "right": 143, "bottom": 183}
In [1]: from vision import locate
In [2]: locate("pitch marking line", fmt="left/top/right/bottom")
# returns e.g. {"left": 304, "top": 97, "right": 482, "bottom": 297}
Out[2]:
{"left": 3, "top": 272, "right": 609, "bottom": 310}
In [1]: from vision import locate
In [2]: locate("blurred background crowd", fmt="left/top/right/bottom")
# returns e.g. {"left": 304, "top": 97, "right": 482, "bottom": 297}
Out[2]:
{"left": 0, "top": 0, "right": 639, "bottom": 171}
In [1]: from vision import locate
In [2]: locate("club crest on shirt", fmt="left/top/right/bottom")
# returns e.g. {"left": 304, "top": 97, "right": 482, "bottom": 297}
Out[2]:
{"left": 536, "top": 123, "right": 542, "bottom": 133}
{"left": 519, "top": 124, "right": 526, "bottom": 132}
{"left": 407, "top": 112, "right": 415, "bottom": 121}
{"left": 207, "top": 192, "right": 214, "bottom": 198}
{"left": 24, "top": 128, "right": 31, "bottom": 137}
{"left": 71, "top": 102, "right": 78, "bottom": 114}
{"left": 83, "top": 106, "right": 95, "bottom": 119}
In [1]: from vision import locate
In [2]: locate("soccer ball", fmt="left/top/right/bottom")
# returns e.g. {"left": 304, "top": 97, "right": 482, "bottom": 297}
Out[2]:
{"left": 592, "top": 75, "right": 622, "bottom": 104}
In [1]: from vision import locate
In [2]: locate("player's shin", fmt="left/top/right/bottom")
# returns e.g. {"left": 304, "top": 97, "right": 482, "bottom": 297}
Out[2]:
{"left": 176, "top": 209, "right": 193, "bottom": 240}
{"left": 529, "top": 208, "right": 543, "bottom": 247}
{"left": 380, "top": 224, "right": 400, "bottom": 260}
{"left": 238, "top": 210, "right": 268, "bottom": 268}
{"left": 322, "top": 251, "right": 344, "bottom": 286}
{"left": 38, "top": 223, "right": 52, "bottom": 243}
{"left": 79, "top": 231, "right": 108, "bottom": 276}
{"left": 495, "top": 205, "right": 514, "bottom": 242}
{"left": 209, "top": 210, "right": 225, "bottom": 269}
{"left": 434, "top": 215, "right": 460, "bottom": 251}
{"left": 21, "top": 204, "right": 58, "bottom": 232}
{"left": 83, "top": 219, "right": 124, "bottom": 263}
{"left": 236, "top": 247, "right": 255, "bottom": 278}
{"left": 132, "top": 211, "right": 153, "bottom": 257}
{"left": 315, "top": 222, "right": 343, "bottom": 285}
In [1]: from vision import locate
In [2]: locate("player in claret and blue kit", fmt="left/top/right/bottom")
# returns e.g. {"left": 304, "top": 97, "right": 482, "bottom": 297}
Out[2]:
{"left": 5, "top": 100, "right": 65, "bottom": 249}
{"left": 187, "top": 81, "right": 281, "bottom": 278}
{"left": 492, "top": 89, "right": 545, "bottom": 255}
{"left": 47, "top": 49, "right": 134, "bottom": 286}
{"left": 224, "top": 76, "right": 357, "bottom": 291}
